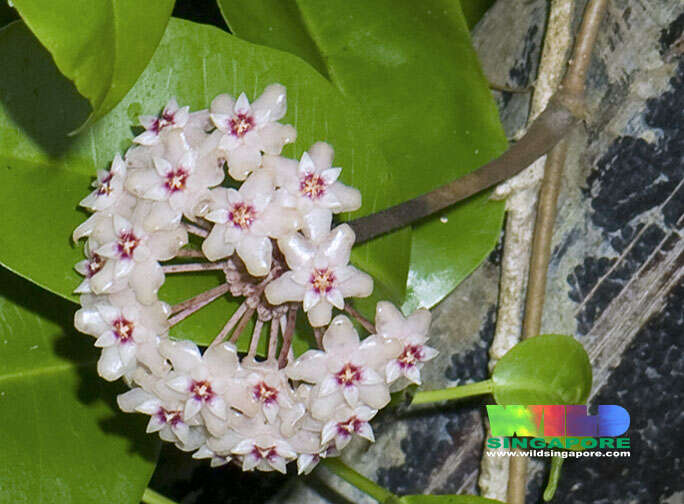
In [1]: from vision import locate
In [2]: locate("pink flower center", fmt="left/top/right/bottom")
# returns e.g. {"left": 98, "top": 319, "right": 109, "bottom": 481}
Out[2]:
{"left": 190, "top": 380, "right": 214, "bottom": 403}
{"left": 253, "top": 381, "right": 278, "bottom": 405}
{"left": 310, "top": 268, "right": 335, "bottom": 294}
{"left": 158, "top": 407, "right": 183, "bottom": 427}
{"left": 96, "top": 173, "right": 114, "bottom": 196}
{"left": 151, "top": 110, "right": 176, "bottom": 133}
{"left": 112, "top": 317, "right": 134, "bottom": 343}
{"left": 335, "top": 363, "right": 362, "bottom": 387}
{"left": 164, "top": 167, "right": 189, "bottom": 193}
{"left": 252, "top": 445, "right": 279, "bottom": 461}
{"left": 86, "top": 253, "right": 105, "bottom": 277}
{"left": 229, "top": 202, "right": 257, "bottom": 230}
{"left": 117, "top": 231, "right": 140, "bottom": 259}
{"left": 230, "top": 113, "right": 254, "bottom": 137}
{"left": 299, "top": 173, "right": 327, "bottom": 200}
{"left": 336, "top": 416, "right": 364, "bottom": 437}
{"left": 398, "top": 344, "right": 423, "bottom": 369}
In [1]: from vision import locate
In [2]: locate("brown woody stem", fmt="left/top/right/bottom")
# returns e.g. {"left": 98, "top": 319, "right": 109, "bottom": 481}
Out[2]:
{"left": 347, "top": 100, "right": 577, "bottom": 243}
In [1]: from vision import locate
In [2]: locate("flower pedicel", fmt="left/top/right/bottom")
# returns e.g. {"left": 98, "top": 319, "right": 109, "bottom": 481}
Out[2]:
{"left": 72, "top": 84, "right": 438, "bottom": 474}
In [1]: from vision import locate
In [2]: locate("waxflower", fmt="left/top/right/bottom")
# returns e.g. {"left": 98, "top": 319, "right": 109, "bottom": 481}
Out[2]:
{"left": 375, "top": 301, "right": 438, "bottom": 385}
{"left": 134, "top": 98, "right": 190, "bottom": 145}
{"left": 210, "top": 84, "right": 296, "bottom": 180}
{"left": 70, "top": 88, "right": 439, "bottom": 473}
{"left": 79, "top": 154, "right": 136, "bottom": 213}
{"left": 201, "top": 171, "right": 299, "bottom": 276}
{"left": 74, "top": 291, "right": 169, "bottom": 380}
{"left": 266, "top": 142, "right": 361, "bottom": 242}
{"left": 285, "top": 315, "right": 398, "bottom": 419}
{"left": 265, "top": 224, "right": 373, "bottom": 327}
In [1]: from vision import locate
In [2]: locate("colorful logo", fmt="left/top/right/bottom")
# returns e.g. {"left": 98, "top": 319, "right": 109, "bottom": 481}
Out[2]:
{"left": 486, "top": 405, "right": 630, "bottom": 437}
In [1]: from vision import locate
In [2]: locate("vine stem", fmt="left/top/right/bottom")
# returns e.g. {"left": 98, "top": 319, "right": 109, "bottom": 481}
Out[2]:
{"left": 322, "top": 458, "right": 397, "bottom": 503}
{"left": 543, "top": 456, "right": 564, "bottom": 501}
{"left": 142, "top": 488, "right": 179, "bottom": 504}
{"left": 410, "top": 379, "right": 493, "bottom": 405}
{"left": 505, "top": 1, "right": 610, "bottom": 503}
{"left": 481, "top": 0, "right": 576, "bottom": 497}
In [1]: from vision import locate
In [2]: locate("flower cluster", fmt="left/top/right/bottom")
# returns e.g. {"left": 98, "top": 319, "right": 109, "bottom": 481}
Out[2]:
{"left": 73, "top": 85, "right": 437, "bottom": 474}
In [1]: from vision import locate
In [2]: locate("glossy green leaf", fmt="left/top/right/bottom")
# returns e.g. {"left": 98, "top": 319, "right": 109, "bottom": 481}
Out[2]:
{"left": 400, "top": 495, "right": 505, "bottom": 504}
{"left": 12, "top": 0, "right": 174, "bottom": 130}
{"left": 492, "top": 335, "right": 593, "bottom": 405}
{"left": 0, "top": 19, "right": 410, "bottom": 351}
{"left": 0, "top": 267, "right": 159, "bottom": 503}
{"left": 218, "top": 0, "right": 507, "bottom": 311}
{"left": 460, "top": 0, "right": 497, "bottom": 28}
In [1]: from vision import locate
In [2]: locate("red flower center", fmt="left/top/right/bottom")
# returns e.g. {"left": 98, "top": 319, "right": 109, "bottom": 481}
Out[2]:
{"left": 86, "top": 253, "right": 105, "bottom": 277}
{"left": 158, "top": 408, "right": 183, "bottom": 426}
{"left": 335, "top": 363, "right": 361, "bottom": 387}
{"left": 299, "top": 173, "right": 327, "bottom": 200}
{"left": 336, "top": 416, "right": 364, "bottom": 437}
{"left": 229, "top": 202, "right": 257, "bottom": 230}
{"left": 190, "top": 380, "right": 214, "bottom": 402}
{"left": 230, "top": 113, "right": 254, "bottom": 137}
{"left": 96, "top": 173, "right": 114, "bottom": 196}
{"left": 164, "top": 167, "right": 189, "bottom": 193}
{"left": 398, "top": 344, "right": 422, "bottom": 368}
{"left": 117, "top": 231, "right": 140, "bottom": 259}
{"left": 252, "top": 445, "right": 279, "bottom": 461}
{"left": 310, "top": 268, "right": 335, "bottom": 294}
{"left": 253, "top": 381, "right": 279, "bottom": 404}
{"left": 112, "top": 317, "right": 134, "bottom": 343}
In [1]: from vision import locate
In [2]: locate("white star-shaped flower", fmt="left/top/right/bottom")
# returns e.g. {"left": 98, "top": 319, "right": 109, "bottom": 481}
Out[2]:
{"left": 79, "top": 155, "right": 135, "bottom": 213}
{"left": 285, "top": 315, "right": 399, "bottom": 420}
{"left": 321, "top": 405, "right": 377, "bottom": 450}
{"left": 210, "top": 84, "right": 296, "bottom": 180}
{"left": 134, "top": 98, "right": 190, "bottom": 145}
{"left": 266, "top": 142, "right": 361, "bottom": 242}
{"left": 265, "top": 224, "right": 373, "bottom": 327}
{"left": 74, "top": 291, "right": 169, "bottom": 380}
{"left": 201, "top": 171, "right": 299, "bottom": 276}
{"left": 375, "top": 301, "right": 438, "bottom": 385}
{"left": 159, "top": 340, "right": 240, "bottom": 437}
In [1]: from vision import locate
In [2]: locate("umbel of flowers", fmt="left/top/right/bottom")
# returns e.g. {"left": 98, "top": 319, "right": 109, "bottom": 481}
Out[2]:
{"left": 72, "top": 85, "right": 437, "bottom": 474}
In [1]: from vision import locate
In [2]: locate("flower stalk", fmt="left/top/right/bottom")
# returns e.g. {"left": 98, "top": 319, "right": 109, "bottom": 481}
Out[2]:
{"left": 410, "top": 379, "right": 493, "bottom": 405}
{"left": 323, "top": 458, "right": 397, "bottom": 503}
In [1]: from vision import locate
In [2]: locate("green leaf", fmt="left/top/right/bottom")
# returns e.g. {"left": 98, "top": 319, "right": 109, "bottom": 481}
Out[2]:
{"left": 0, "top": 3, "right": 18, "bottom": 28}
{"left": 400, "top": 495, "right": 505, "bottom": 504}
{"left": 459, "top": 0, "right": 497, "bottom": 29}
{"left": 217, "top": 0, "right": 508, "bottom": 311}
{"left": 11, "top": 0, "right": 174, "bottom": 131}
{"left": 0, "top": 19, "right": 410, "bottom": 351}
{"left": 492, "top": 335, "right": 593, "bottom": 405}
{"left": 0, "top": 267, "right": 159, "bottom": 503}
